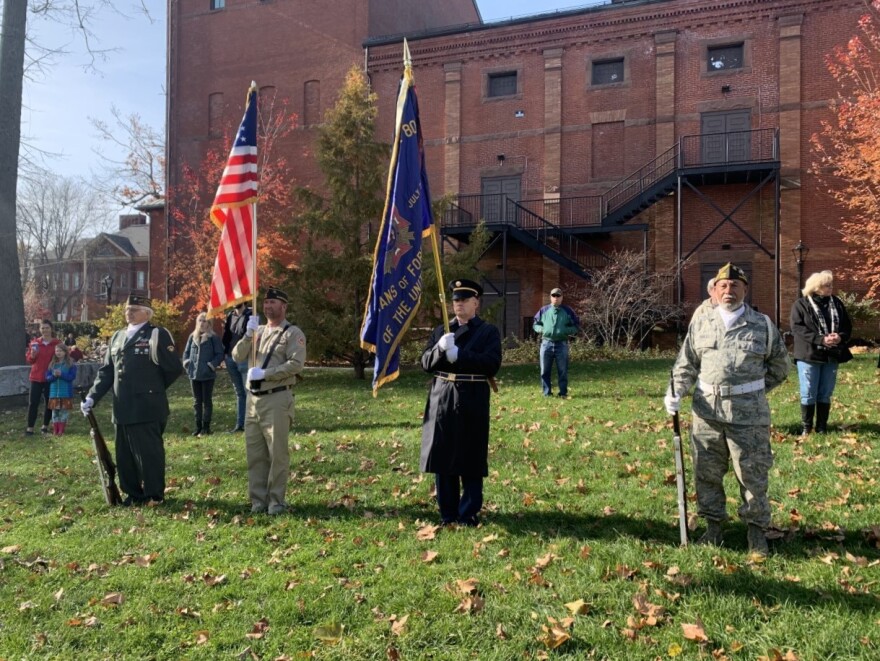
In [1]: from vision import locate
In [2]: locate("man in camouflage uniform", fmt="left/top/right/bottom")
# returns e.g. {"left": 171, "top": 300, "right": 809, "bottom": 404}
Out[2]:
{"left": 665, "top": 264, "right": 789, "bottom": 555}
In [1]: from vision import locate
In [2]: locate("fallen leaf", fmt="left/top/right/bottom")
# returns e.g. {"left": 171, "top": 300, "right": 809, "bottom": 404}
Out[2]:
{"left": 195, "top": 630, "right": 210, "bottom": 645}
{"left": 19, "top": 600, "right": 37, "bottom": 611}
{"left": 100, "top": 592, "right": 125, "bottom": 607}
{"left": 421, "top": 550, "right": 439, "bottom": 564}
{"left": 456, "top": 578, "right": 479, "bottom": 595}
{"left": 390, "top": 614, "right": 408, "bottom": 636}
{"left": 314, "top": 621, "right": 343, "bottom": 643}
{"left": 2, "top": 545, "right": 22, "bottom": 554}
{"left": 84, "top": 616, "right": 99, "bottom": 627}
{"left": 416, "top": 524, "right": 440, "bottom": 541}
{"left": 53, "top": 588, "right": 64, "bottom": 602}
{"left": 496, "top": 623, "right": 508, "bottom": 639}
{"left": 538, "top": 618, "right": 572, "bottom": 649}
{"left": 682, "top": 619, "right": 709, "bottom": 642}
{"left": 454, "top": 595, "right": 485, "bottom": 614}
{"left": 246, "top": 618, "right": 270, "bottom": 639}
{"left": 565, "top": 599, "right": 590, "bottom": 615}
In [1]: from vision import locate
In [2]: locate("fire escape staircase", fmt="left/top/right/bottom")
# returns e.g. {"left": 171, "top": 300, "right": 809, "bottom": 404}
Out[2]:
{"left": 442, "top": 128, "right": 780, "bottom": 281}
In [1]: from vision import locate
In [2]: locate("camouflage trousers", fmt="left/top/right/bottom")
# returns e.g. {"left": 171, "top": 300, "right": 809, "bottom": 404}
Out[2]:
{"left": 690, "top": 415, "right": 773, "bottom": 529}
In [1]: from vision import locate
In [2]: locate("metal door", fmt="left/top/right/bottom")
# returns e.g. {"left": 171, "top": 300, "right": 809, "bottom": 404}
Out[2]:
{"left": 481, "top": 176, "right": 521, "bottom": 224}
{"left": 701, "top": 110, "right": 751, "bottom": 163}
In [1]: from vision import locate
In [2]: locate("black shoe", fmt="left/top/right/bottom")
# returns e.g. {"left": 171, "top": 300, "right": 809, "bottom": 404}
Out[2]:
{"left": 458, "top": 516, "right": 480, "bottom": 527}
{"left": 202, "top": 425, "right": 211, "bottom": 436}
{"left": 229, "top": 426, "right": 244, "bottom": 433}
{"left": 40, "top": 426, "right": 49, "bottom": 434}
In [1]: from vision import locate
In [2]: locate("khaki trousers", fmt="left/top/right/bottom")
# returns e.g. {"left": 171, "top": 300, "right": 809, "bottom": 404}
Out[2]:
{"left": 244, "top": 389, "right": 294, "bottom": 511}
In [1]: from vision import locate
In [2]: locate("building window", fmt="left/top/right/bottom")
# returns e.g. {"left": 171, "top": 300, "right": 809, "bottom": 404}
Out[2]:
{"left": 137, "top": 271, "right": 146, "bottom": 290}
{"left": 304, "top": 80, "right": 320, "bottom": 125}
{"left": 592, "top": 58, "right": 624, "bottom": 85}
{"left": 73, "top": 272, "right": 81, "bottom": 290}
{"left": 209, "top": 92, "right": 224, "bottom": 138}
{"left": 119, "top": 272, "right": 128, "bottom": 289}
{"left": 210, "top": 0, "right": 225, "bottom": 10}
{"left": 63, "top": 273, "right": 70, "bottom": 291}
{"left": 708, "top": 43, "right": 744, "bottom": 71}
{"left": 488, "top": 71, "right": 517, "bottom": 98}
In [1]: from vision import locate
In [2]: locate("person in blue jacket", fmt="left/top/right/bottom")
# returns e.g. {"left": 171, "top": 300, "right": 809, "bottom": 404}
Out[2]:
{"left": 183, "top": 312, "right": 224, "bottom": 437}
{"left": 533, "top": 287, "right": 579, "bottom": 397}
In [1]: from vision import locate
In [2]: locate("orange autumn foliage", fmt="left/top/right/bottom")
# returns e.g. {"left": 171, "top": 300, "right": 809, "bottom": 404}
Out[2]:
{"left": 812, "top": 0, "right": 880, "bottom": 297}
{"left": 168, "top": 95, "right": 299, "bottom": 310}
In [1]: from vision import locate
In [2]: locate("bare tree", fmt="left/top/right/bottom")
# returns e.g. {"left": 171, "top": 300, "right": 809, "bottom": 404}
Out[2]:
{"left": 0, "top": 0, "right": 152, "bottom": 366}
{"left": 90, "top": 105, "right": 164, "bottom": 207}
{"left": 17, "top": 172, "right": 102, "bottom": 317}
{"left": 571, "top": 251, "right": 686, "bottom": 350}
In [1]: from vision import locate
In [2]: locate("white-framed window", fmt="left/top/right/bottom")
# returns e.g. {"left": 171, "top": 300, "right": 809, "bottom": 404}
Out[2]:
{"left": 137, "top": 271, "right": 146, "bottom": 290}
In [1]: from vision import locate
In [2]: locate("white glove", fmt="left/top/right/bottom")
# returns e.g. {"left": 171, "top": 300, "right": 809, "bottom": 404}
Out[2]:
{"left": 245, "top": 315, "right": 260, "bottom": 337}
{"left": 664, "top": 392, "right": 681, "bottom": 415}
{"left": 80, "top": 396, "right": 95, "bottom": 416}
{"left": 445, "top": 346, "right": 459, "bottom": 363}
{"left": 247, "top": 367, "right": 266, "bottom": 382}
{"left": 437, "top": 332, "right": 456, "bottom": 352}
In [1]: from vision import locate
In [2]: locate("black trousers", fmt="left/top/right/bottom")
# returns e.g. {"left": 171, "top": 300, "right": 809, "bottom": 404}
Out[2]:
{"left": 115, "top": 419, "right": 167, "bottom": 501}
{"left": 191, "top": 379, "right": 216, "bottom": 428}
{"left": 27, "top": 381, "right": 51, "bottom": 429}
{"left": 435, "top": 474, "right": 483, "bottom": 524}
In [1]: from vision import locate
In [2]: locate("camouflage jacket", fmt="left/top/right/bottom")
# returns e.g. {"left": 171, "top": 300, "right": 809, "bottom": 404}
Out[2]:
{"left": 672, "top": 305, "right": 790, "bottom": 425}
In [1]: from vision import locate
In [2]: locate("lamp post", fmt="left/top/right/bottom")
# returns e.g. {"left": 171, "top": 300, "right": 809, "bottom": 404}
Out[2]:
{"left": 792, "top": 241, "right": 808, "bottom": 290}
{"left": 102, "top": 274, "right": 114, "bottom": 305}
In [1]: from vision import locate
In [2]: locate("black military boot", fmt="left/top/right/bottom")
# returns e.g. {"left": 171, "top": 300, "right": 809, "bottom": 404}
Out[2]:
{"left": 815, "top": 402, "right": 831, "bottom": 433}
{"left": 800, "top": 404, "right": 815, "bottom": 436}
{"left": 202, "top": 421, "right": 212, "bottom": 436}
{"left": 192, "top": 413, "right": 202, "bottom": 437}
{"left": 697, "top": 520, "right": 724, "bottom": 546}
{"left": 747, "top": 525, "right": 769, "bottom": 557}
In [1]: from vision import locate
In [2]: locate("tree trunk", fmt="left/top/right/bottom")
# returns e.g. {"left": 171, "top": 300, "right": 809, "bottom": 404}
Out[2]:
{"left": 352, "top": 349, "right": 368, "bottom": 380}
{"left": 0, "top": 0, "right": 28, "bottom": 367}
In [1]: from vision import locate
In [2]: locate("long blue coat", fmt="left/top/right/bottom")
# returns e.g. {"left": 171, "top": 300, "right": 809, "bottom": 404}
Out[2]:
{"left": 420, "top": 316, "right": 502, "bottom": 477}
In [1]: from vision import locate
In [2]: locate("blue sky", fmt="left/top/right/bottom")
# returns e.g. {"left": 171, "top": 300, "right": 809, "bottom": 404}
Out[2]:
{"left": 20, "top": 1, "right": 604, "bottom": 180}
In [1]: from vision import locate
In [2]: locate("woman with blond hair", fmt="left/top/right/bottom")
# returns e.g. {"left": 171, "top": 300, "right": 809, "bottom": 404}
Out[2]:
{"left": 790, "top": 270, "right": 852, "bottom": 434}
{"left": 182, "top": 312, "right": 224, "bottom": 437}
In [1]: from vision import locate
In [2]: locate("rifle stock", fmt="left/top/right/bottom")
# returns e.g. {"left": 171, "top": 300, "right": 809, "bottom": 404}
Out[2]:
{"left": 670, "top": 374, "right": 689, "bottom": 546}
{"left": 80, "top": 390, "right": 122, "bottom": 506}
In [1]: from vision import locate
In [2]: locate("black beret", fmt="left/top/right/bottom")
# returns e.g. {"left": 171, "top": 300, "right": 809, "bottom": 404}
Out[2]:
{"left": 264, "top": 287, "right": 289, "bottom": 303}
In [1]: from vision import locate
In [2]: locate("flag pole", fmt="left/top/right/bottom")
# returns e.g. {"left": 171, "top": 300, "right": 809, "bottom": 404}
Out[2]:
{"left": 250, "top": 81, "right": 259, "bottom": 365}
{"left": 403, "top": 41, "right": 450, "bottom": 334}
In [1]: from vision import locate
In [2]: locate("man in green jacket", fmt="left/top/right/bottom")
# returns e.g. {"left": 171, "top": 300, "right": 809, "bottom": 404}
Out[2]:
{"left": 533, "top": 288, "right": 579, "bottom": 397}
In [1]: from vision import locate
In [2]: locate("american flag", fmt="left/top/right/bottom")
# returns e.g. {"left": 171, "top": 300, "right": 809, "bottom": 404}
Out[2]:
{"left": 207, "top": 83, "right": 259, "bottom": 317}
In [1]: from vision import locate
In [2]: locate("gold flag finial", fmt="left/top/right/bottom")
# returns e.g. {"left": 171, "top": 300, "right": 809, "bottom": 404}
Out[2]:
{"left": 403, "top": 39, "right": 412, "bottom": 70}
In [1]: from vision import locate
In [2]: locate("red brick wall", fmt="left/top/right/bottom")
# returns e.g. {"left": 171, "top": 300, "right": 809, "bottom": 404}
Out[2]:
{"left": 365, "top": 0, "right": 868, "bottom": 327}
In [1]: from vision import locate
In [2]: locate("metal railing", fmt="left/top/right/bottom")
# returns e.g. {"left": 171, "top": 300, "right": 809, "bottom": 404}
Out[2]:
{"left": 442, "top": 128, "right": 780, "bottom": 231}
{"left": 679, "top": 128, "right": 779, "bottom": 168}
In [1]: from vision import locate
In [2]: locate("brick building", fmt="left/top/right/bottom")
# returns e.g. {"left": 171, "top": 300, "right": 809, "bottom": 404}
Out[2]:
{"left": 167, "top": 0, "right": 867, "bottom": 337}
{"left": 33, "top": 214, "right": 151, "bottom": 322}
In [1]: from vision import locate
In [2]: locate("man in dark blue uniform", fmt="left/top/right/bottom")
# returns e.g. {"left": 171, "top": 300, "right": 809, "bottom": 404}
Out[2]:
{"left": 420, "top": 279, "right": 502, "bottom": 526}
{"left": 82, "top": 295, "right": 183, "bottom": 505}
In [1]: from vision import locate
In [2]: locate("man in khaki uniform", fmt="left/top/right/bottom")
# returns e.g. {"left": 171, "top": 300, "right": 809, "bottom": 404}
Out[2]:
{"left": 665, "top": 264, "right": 789, "bottom": 555}
{"left": 232, "top": 287, "right": 306, "bottom": 514}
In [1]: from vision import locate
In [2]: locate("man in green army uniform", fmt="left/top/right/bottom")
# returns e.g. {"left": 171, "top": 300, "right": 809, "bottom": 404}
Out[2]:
{"left": 665, "top": 264, "right": 790, "bottom": 556}
{"left": 232, "top": 287, "right": 306, "bottom": 515}
{"left": 81, "top": 295, "right": 183, "bottom": 505}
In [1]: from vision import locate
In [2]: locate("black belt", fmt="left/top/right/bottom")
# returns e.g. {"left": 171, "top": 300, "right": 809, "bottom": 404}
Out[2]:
{"left": 434, "top": 372, "right": 487, "bottom": 383}
{"left": 250, "top": 385, "right": 290, "bottom": 396}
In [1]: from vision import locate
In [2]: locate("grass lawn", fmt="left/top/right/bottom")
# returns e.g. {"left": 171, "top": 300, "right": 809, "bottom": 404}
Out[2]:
{"left": 1, "top": 354, "right": 879, "bottom": 660}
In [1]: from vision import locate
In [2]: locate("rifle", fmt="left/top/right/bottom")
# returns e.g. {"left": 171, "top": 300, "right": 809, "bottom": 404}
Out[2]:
{"left": 79, "top": 389, "right": 122, "bottom": 506}
{"left": 669, "top": 373, "right": 689, "bottom": 546}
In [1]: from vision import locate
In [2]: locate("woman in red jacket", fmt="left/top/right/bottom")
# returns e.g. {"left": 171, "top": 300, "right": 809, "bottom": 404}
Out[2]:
{"left": 25, "top": 320, "right": 61, "bottom": 436}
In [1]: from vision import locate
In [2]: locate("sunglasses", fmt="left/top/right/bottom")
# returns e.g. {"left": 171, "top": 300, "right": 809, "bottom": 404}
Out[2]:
{"left": 551, "top": 293, "right": 562, "bottom": 298}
